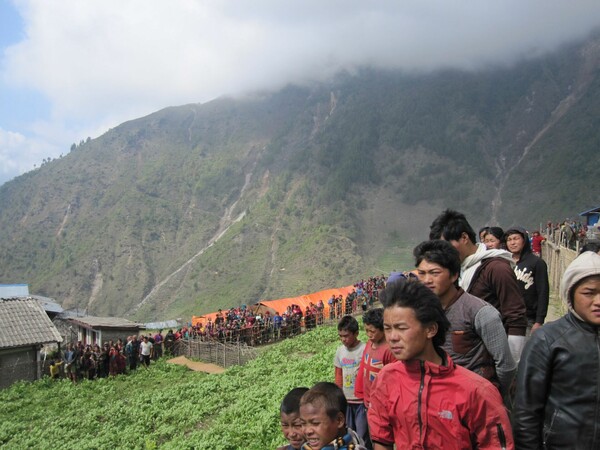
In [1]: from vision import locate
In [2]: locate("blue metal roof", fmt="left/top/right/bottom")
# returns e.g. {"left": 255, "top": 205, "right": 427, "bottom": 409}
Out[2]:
{"left": 579, "top": 206, "right": 600, "bottom": 216}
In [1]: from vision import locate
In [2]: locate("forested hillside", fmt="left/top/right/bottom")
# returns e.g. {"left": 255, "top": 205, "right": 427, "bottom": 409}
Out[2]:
{"left": 0, "top": 35, "right": 599, "bottom": 321}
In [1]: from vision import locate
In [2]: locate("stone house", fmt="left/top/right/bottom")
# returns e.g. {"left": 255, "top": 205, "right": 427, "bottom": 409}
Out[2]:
{"left": 0, "top": 298, "right": 63, "bottom": 389}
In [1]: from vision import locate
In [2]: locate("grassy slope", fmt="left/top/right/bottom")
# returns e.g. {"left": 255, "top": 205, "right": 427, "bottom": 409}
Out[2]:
{"left": 0, "top": 326, "right": 346, "bottom": 450}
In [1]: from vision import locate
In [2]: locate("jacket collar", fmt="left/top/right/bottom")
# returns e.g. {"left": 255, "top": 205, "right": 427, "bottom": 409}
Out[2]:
{"left": 566, "top": 310, "right": 600, "bottom": 334}
{"left": 402, "top": 351, "right": 455, "bottom": 376}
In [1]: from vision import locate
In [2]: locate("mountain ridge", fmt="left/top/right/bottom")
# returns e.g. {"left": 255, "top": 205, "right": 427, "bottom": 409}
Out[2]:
{"left": 1, "top": 35, "right": 599, "bottom": 321}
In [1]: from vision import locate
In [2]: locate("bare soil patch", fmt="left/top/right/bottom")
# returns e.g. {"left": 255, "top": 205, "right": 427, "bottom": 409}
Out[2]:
{"left": 167, "top": 356, "right": 226, "bottom": 374}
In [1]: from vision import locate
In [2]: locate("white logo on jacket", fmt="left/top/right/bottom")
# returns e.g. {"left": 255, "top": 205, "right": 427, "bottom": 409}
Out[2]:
{"left": 514, "top": 266, "right": 534, "bottom": 290}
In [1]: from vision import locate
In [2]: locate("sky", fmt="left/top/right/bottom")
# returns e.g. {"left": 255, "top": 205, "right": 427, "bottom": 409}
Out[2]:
{"left": 1, "top": 1, "right": 600, "bottom": 186}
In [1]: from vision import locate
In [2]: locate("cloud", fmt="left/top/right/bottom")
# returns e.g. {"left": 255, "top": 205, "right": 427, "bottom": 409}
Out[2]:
{"left": 0, "top": 126, "right": 59, "bottom": 184}
{"left": 6, "top": 1, "right": 600, "bottom": 117}
{"left": 1, "top": 0, "right": 600, "bottom": 184}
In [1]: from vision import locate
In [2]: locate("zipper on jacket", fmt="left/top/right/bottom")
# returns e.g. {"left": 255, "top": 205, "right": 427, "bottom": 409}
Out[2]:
{"left": 418, "top": 360, "right": 425, "bottom": 443}
{"left": 496, "top": 423, "right": 507, "bottom": 450}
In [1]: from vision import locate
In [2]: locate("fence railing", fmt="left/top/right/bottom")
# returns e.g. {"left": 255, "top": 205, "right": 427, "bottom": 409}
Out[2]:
{"left": 170, "top": 339, "right": 259, "bottom": 368}
{"left": 542, "top": 230, "right": 578, "bottom": 317}
{"left": 166, "top": 306, "right": 370, "bottom": 368}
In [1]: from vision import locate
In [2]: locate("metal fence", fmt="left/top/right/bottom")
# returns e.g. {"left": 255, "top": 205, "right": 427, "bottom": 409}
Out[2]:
{"left": 170, "top": 339, "right": 259, "bottom": 368}
{"left": 542, "top": 231, "right": 578, "bottom": 317}
{"left": 167, "top": 307, "right": 368, "bottom": 368}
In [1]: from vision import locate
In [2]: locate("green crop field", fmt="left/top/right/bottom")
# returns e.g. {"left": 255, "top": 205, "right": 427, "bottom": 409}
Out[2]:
{"left": 0, "top": 325, "right": 350, "bottom": 449}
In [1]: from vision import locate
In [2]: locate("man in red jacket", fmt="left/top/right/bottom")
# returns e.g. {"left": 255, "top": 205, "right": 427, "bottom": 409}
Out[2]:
{"left": 368, "top": 278, "right": 514, "bottom": 450}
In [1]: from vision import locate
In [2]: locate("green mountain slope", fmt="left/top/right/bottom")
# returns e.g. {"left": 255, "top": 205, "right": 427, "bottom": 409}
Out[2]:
{"left": 1, "top": 36, "right": 599, "bottom": 321}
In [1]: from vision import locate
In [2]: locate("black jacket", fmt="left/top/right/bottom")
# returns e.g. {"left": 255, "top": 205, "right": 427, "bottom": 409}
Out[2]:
{"left": 513, "top": 312, "right": 600, "bottom": 449}
{"left": 514, "top": 251, "right": 550, "bottom": 324}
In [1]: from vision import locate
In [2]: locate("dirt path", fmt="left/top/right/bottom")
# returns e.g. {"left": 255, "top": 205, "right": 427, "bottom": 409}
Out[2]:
{"left": 166, "top": 356, "right": 226, "bottom": 374}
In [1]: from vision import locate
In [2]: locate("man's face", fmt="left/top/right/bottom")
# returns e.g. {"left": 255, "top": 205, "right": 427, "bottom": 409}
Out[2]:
{"left": 416, "top": 260, "right": 458, "bottom": 299}
{"left": 280, "top": 411, "right": 305, "bottom": 449}
{"left": 338, "top": 329, "right": 358, "bottom": 349}
{"left": 364, "top": 324, "right": 385, "bottom": 344}
{"left": 506, "top": 233, "right": 525, "bottom": 255}
{"left": 300, "top": 403, "right": 344, "bottom": 450}
{"left": 383, "top": 305, "right": 436, "bottom": 361}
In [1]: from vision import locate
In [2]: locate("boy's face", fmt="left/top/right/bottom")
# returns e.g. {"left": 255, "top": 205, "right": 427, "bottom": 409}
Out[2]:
{"left": 280, "top": 411, "right": 304, "bottom": 449}
{"left": 364, "top": 324, "right": 385, "bottom": 344}
{"left": 300, "top": 403, "right": 344, "bottom": 450}
{"left": 338, "top": 329, "right": 359, "bottom": 349}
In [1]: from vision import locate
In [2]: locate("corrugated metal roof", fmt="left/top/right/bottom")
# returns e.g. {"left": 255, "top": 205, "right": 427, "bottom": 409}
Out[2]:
{"left": 144, "top": 319, "right": 180, "bottom": 330}
{"left": 0, "top": 298, "right": 63, "bottom": 349}
{"left": 68, "top": 316, "right": 143, "bottom": 329}
{"left": 29, "top": 295, "right": 64, "bottom": 314}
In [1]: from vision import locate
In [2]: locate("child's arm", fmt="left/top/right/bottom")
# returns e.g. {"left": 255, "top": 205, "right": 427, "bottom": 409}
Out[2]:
{"left": 335, "top": 366, "right": 343, "bottom": 388}
{"left": 354, "top": 363, "right": 364, "bottom": 400}
{"left": 354, "top": 346, "right": 368, "bottom": 400}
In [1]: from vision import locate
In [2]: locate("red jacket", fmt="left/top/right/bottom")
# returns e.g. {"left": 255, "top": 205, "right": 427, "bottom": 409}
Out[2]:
{"left": 368, "top": 354, "right": 514, "bottom": 449}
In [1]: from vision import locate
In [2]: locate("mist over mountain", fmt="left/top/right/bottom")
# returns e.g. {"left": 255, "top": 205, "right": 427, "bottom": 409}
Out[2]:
{"left": 1, "top": 35, "right": 599, "bottom": 322}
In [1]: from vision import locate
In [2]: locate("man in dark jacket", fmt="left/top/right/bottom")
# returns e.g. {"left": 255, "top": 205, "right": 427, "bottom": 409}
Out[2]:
{"left": 505, "top": 226, "right": 550, "bottom": 335}
{"left": 514, "top": 251, "right": 600, "bottom": 449}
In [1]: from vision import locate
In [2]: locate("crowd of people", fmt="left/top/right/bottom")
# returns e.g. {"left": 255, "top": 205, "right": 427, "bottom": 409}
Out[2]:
{"left": 46, "top": 277, "right": 387, "bottom": 381}
{"left": 275, "top": 209, "right": 600, "bottom": 450}
{"left": 50, "top": 331, "right": 169, "bottom": 382}
{"left": 184, "top": 276, "right": 386, "bottom": 346}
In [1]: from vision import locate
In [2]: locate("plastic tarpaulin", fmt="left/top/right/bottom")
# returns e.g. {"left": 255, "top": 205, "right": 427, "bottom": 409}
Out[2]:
{"left": 192, "top": 285, "right": 355, "bottom": 326}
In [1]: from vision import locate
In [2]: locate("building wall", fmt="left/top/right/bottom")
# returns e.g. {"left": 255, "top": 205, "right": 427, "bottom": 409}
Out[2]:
{"left": 0, "top": 346, "right": 39, "bottom": 389}
{"left": 97, "top": 329, "right": 138, "bottom": 345}
{"left": 75, "top": 326, "right": 139, "bottom": 346}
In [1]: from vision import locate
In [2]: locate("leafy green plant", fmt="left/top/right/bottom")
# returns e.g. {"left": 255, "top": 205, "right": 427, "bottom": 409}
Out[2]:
{"left": 0, "top": 326, "right": 348, "bottom": 449}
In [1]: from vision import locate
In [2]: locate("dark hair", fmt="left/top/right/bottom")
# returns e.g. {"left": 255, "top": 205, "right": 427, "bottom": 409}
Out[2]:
{"left": 429, "top": 209, "right": 476, "bottom": 244}
{"left": 380, "top": 278, "right": 450, "bottom": 350}
{"left": 485, "top": 226, "right": 505, "bottom": 243}
{"left": 300, "top": 382, "right": 347, "bottom": 421}
{"left": 337, "top": 315, "right": 359, "bottom": 334}
{"left": 580, "top": 241, "right": 600, "bottom": 254}
{"left": 362, "top": 308, "right": 384, "bottom": 331}
{"left": 413, "top": 240, "right": 461, "bottom": 276}
{"left": 281, "top": 387, "right": 309, "bottom": 414}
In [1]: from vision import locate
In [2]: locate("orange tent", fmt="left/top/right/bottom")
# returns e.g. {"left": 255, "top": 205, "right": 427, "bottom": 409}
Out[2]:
{"left": 191, "top": 284, "right": 356, "bottom": 326}
{"left": 260, "top": 285, "right": 355, "bottom": 317}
